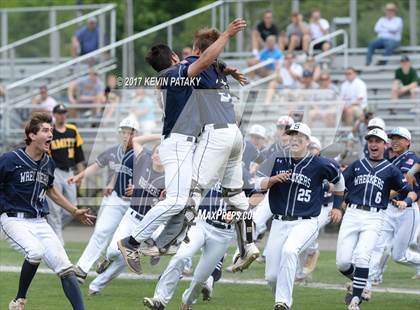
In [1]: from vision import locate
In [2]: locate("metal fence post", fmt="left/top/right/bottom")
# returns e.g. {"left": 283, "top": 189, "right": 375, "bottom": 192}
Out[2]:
{"left": 409, "top": 0, "right": 417, "bottom": 46}
{"left": 211, "top": 7, "right": 216, "bottom": 28}
{"left": 99, "top": 12, "right": 105, "bottom": 49}
{"left": 349, "top": 0, "right": 357, "bottom": 48}
{"left": 236, "top": 1, "right": 244, "bottom": 53}
{"left": 110, "top": 8, "right": 116, "bottom": 56}
{"left": 167, "top": 24, "right": 173, "bottom": 49}
{"left": 1, "top": 11, "right": 7, "bottom": 47}
{"left": 49, "top": 9, "right": 60, "bottom": 66}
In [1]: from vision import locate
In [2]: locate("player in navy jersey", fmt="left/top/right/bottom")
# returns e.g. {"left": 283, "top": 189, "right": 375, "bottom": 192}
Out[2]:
{"left": 0, "top": 113, "right": 94, "bottom": 310}
{"left": 68, "top": 117, "right": 139, "bottom": 283}
{"left": 366, "top": 127, "right": 419, "bottom": 297}
{"left": 336, "top": 128, "right": 415, "bottom": 310}
{"left": 254, "top": 122, "right": 345, "bottom": 310}
{"left": 260, "top": 115, "right": 294, "bottom": 160}
{"left": 86, "top": 134, "right": 163, "bottom": 295}
{"left": 118, "top": 19, "right": 247, "bottom": 275}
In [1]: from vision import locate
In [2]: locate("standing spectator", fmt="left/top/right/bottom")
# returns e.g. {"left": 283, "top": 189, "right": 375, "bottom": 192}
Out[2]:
{"left": 131, "top": 89, "right": 156, "bottom": 134}
{"left": 247, "top": 35, "right": 283, "bottom": 79}
{"left": 302, "top": 56, "right": 321, "bottom": 82}
{"left": 67, "top": 69, "right": 105, "bottom": 117}
{"left": 309, "top": 9, "right": 331, "bottom": 52}
{"left": 252, "top": 10, "right": 279, "bottom": 57}
{"left": 279, "top": 12, "right": 311, "bottom": 53}
{"left": 392, "top": 55, "right": 418, "bottom": 99}
{"left": 47, "top": 104, "right": 85, "bottom": 244}
{"left": 340, "top": 67, "right": 368, "bottom": 126}
{"left": 366, "top": 3, "right": 402, "bottom": 66}
{"left": 248, "top": 124, "right": 267, "bottom": 151}
{"left": 71, "top": 17, "right": 99, "bottom": 57}
{"left": 32, "top": 85, "right": 57, "bottom": 114}
{"left": 182, "top": 46, "right": 193, "bottom": 59}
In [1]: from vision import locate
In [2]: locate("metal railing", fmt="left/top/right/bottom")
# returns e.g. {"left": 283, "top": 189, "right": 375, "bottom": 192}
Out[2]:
{"left": 309, "top": 29, "right": 348, "bottom": 68}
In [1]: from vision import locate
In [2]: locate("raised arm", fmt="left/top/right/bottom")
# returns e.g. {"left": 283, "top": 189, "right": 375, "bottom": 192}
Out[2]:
{"left": 132, "top": 134, "right": 161, "bottom": 156}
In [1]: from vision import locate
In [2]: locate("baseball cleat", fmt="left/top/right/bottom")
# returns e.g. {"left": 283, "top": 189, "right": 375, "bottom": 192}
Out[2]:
{"left": 361, "top": 289, "right": 371, "bottom": 301}
{"left": 96, "top": 258, "right": 112, "bottom": 274}
{"left": 9, "top": 298, "right": 27, "bottom": 310}
{"left": 273, "top": 302, "right": 290, "bottom": 310}
{"left": 73, "top": 265, "right": 87, "bottom": 284}
{"left": 201, "top": 276, "right": 214, "bottom": 301}
{"left": 226, "top": 251, "right": 241, "bottom": 273}
{"left": 140, "top": 244, "right": 178, "bottom": 257}
{"left": 150, "top": 256, "right": 161, "bottom": 266}
{"left": 230, "top": 243, "right": 260, "bottom": 273}
{"left": 344, "top": 282, "right": 353, "bottom": 305}
{"left": 143, "top": 297, "right": 165, "bottom": 310}
{"left": 180, "top": 303, "right": 192, "bottom": 310}
{"left": 371, "top": 276, "right": 382, "bottom": 286}
{"left": 302, "top": 250, "right": 320, "bottom": 275}
{"left": 256, "top": 255, "right": 266, "bottom": 264}
{"left": 88, "top": 289, "right": 100, "bottom": 297}
{"left": 117, "top": 237, "right": 142, "bottom": 275}
{"left": 347, "top": 296, "right": 360, "bottom": 310}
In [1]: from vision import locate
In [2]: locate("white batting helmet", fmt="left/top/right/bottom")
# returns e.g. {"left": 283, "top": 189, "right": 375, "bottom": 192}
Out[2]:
{"left": 309, "top": 136, "right": 322, "bottom": 150}
{"left": 119, "top": 116, "right": 139, "bottom": 132}
{"left": 367, "top": 117, "right": 385, "bottom": 130}
{"left": 276, "top": 115, "right": 294, "bottom": 127}
{"left": 365, "top": 128, "right": 388, "bottom": 143}
{"left": 286, "top": 122, "right": 311, "bottom": 139}
{"left": 249, "top": 124, "right": 267, "bottom": 139}
{"left": 388, "top": 127, "right": 411, "bottom": 141}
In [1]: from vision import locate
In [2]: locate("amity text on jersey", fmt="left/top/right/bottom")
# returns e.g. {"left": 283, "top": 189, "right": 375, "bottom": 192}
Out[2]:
{"left": 119, "top": 76, "right": 202, "bottom": 88}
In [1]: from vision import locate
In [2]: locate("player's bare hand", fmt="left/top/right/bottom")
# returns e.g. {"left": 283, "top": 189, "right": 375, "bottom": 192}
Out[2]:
{"left": 269, "top": 172, "right": 290, "bottom": 186}
{"left": 406, "top": 172, "right": 418, "bottom": 186}
{"left": 329, "top": 208, "right": 342, "bottom": 224}
{"left": 159, "top": 190, "right": 166, "bottom": 200}
{"left": 74, "top": 208, "right": 96, "bottom": 225}
{"left": 125, "top": 184, "right": 134, "bottom": 197}
{"left": 392, "top": 199, "right": 407, "bottom": 210}
{"left": 103, "top": 186, "right": 113, "bottom": 197}
{"left": 225, "top": 18, "right": 247, "bottom": 37}
{"left": 68, "top": 175, "right": 82, "bottom": 185}
{"left": 228, "top": 68, "right": 248, "bottom": 86}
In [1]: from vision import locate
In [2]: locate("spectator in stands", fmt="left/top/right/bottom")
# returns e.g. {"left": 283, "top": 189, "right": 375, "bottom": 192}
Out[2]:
{"left": 300, "top": 70, "right": 319, "bottom": 91}
{"left": 31, "top": 85, "right": 57, "bottom": 113}
{"left": 265, "top": 52, "right": 303, "bottom": 104}
{"left": 309, "top": 72, "right": 339, "bottom": 126}
{"left": 71, "top": 17, "right": 99, "bottom": 57}
{"left": 182, "top": 46, "right": 193, "bottom": 59}
{"left": 391, "top": 55, "right": 418, "bottom": 100}
{"left": 252, "top": 10, "right": 279, "bottom": 57}
{"left": 340, "top": 67, "right": 368, "bottom": 126}
{"left": 279, "top": 12, "right": 311, "bottom": 53}
{"left": 247, "top": 35, "right": 283, "bottom": 80}
{"left": 103, "top": 74, "right": 121, "bottom": 119}
{"left": 248, "top": 124, "right": 267, "bottom": 151}
{"left": 309, "top": 8, "right": 331, "bottom": 52}
{"left": 366, "top": 3, "right": 403, "bottom": 66}
{"left": 131, "top": 88, "right": 156, "bottom": 134}
{"left": 67, "top": 69, "right": 105, "bottom": 117}
{"left": 302, "top": 55, "right": 321, "bottom": 82}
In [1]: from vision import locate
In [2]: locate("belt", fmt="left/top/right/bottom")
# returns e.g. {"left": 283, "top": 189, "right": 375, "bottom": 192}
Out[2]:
{"left": 163, "top": 133, "right": 196, "bottom": 142}
{"left": 130, "top": 210, "right": 144, "bottom": 221}
{"left": 57, "top": 167, "right": 71, "bottom": 172}
{"left": 6, "top": 212, "right": 44, "bottom": 219}
{"left": 206, "top": 219, "right": 232, "bottom": 230}
{"left": 273, "top": 214, "right": 312, "bottom": 221}
{"left": 348, "top": 204, "right": 380, "bottom": 213}
{"left": 207, "top": 123, "right": 229, "bottom": 130}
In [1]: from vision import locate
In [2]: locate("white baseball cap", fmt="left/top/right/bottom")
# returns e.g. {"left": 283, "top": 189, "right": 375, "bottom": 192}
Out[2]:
{"left": 249, "top": 124, "right": 267, "bottom": 139}
{"left": 388, "top": 127, "right": 411, "bottom": 141}
{"left": 276, "top": 115, "right": 294, "bottom": 127}
{"left": 367, "top": 117, "right": 385, "bottom": 130}
{"left": 286, "top": 122, "right": 311, "bottom": 139}
{"left": 365, "top": 128, "right": 388, "bottom": 142}
{"left": 309, "top": 136, "right": 322, "bottom": 150}
{"left": 119, "top": 116, "right": 139, "bottom": 132}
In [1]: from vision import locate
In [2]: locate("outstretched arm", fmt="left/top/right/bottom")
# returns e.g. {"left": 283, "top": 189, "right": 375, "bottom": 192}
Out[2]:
{"left": 132, "top": 134, "right": 161, "bottom": 156}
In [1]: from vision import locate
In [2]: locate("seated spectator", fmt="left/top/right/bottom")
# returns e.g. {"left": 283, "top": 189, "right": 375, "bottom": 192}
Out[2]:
{"left": 67, "top": 69, "right": 105, "bottom": 117}
{"left": 315, "top": 71, "right": 339, "bottom": 99}
{"left": 302, "top": 55, "right": 321, "bottom": 81}
{"left": 366, "top": 3, "right": 402, "bottom": 66}
{"left": 182, "top": 46, "right": 193, "bottom": 59}
{"left": 300, "top": 70, "right": 319, "bottom": 91}
{"left": 248, "top": 124, "right": 267, "bottom": 151}
{"left": 340, "top": 67, "right": 368, "bottom": 126}
{"left": 247, "top": 35, "right": 283, "bottom": 80}
{"left": 252, "top": 10, "right": 279, "bottom": 57}
{"left": 279, "top": 12, "right": 311, "bottom": 53}
{"left": 32, "top": 85, "right": 57, "bottom": 113}
{"left": 310, "top": 72, "right": 339, "bottom": 126}
{"left": 309, "top": 9, "right": 331, "bottom": 52}
{"left": 265, "top": 52, "right": 303, "bottom": 104}
{"left": 71, "top": 17, "right": 99, "bottom": 57}
{"left": 392, "top": 55, "right": 418, "bottom": 99}
{"left": 131, "top": 88, "right": 156, "bottom": 134}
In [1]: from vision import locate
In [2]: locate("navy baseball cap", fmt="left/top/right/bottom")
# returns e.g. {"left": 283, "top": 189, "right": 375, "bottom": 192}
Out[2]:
{"left": 53, "top": 104, "right": 68, "bottom": 114}
{"left": 302, "top": 70, "right": 313, "bottom": 78}
{"left": 400, "top": 55, "right": 410, "bottom": 62}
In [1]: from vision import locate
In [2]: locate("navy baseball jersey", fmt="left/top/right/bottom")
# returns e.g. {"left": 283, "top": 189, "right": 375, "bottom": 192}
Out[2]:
{"left": 260, "top": 142, "right": 289, "bottom": 161}
{"left": 243, "top": 141, "right": 263, "bottom": 170}
{"left": 257, "top": 153, "right": 341, "bottom": 217}
{"left": 0, "top": 149, "right": 55, "bottom": 217}
{"left": 387, "top": 150, "right": 417, "bottom": 200}
{"left": 96, "top": 144, "right": 126, "bottom": 183}
{"left": 158, "top": 61, "right": 201, "bottom": 138}
{"left": 130, "top": 149, "right": 165, "bottom": 216}
{"left": 321, "top": 157, "right": 340, "bottom": 205}
{"left": 343, "top": 158, "right": 409, "bottom": 209}
{"left": 112, "top": 149, "right": 134, "bottom": 197}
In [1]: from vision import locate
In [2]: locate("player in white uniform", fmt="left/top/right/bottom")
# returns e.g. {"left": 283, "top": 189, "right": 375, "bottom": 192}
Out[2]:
{"left": 69, "top": 117, "right": 139, "bottom": 282}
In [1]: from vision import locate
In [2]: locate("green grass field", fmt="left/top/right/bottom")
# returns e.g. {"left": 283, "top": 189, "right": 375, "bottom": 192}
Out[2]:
{"left": 1, "top": 240, "right": 419, "bottom": 309}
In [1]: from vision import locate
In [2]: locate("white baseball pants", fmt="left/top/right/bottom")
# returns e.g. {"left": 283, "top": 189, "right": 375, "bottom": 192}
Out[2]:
{"left": 253, "top": 193, "right": 273, "bottom": 237}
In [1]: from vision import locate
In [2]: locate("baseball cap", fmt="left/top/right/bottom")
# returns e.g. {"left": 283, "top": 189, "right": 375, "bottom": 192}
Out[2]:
{"left": 88, "top": 17, "right": 97, "bottom": 23}
{"left": 302, "top": 70, "right": 313, "bottom": 78}
{"left": 309, "top": 136, "right": 322, "bottom": 150}
{"left": 119, "top": 117, "right": 139, "bottom": 131}
{"left": 249, "top": 124, "right": 267, "bottom": 139}
{"left": 400, "top": 55, "right": 410, "bottom": 62}
{"left": 367, "top": 117, "right": 385, "bottom": 130}
{"left": 53, "top": 104, "right": 68, "bottom": 114}
{"left": 276, "top": 115, "right": 294, "bottom": 127}
{"left": 286, "top": 122, "right": 311, "bottom": 139}
{"left": 365, "top": 128, "right": 388, "bottom": 142}
{"left": 388, "top": 127, "right": 411, "bottom": 141}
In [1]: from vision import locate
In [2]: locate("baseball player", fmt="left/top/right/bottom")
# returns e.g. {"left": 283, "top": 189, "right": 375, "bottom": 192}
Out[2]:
{"left": 68, "top": 117, "right": 139, "bottom": 283}
{"left": 361, "top": 117, "right": 386, "bottom": 158}
{"left": 255, "top": 122, "right": 345, "bottom": 310}
{"left": 0, "top": 112, "right": 94, "bottom": 310}
{"left": 336, "top": 128, "right": 414, "bottom": 310}
{"left": 47, "top": 104, "right": 85, "bottom": 244}
{"left": 86, "top": 134, "right": 163, "bottom": 295}
{"left": 366, "top": 127, "right": 419, "bottom": 295}
{"left": 118, "top": 19, "right": 247, "bottom": 274}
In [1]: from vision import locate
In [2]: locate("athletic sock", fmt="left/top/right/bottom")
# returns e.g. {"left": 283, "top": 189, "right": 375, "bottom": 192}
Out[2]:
{"left": 211, "top": 256, "right": 224, "bottom": 282}
{"left": 352, "top": 267, "right": 369, "bottom": 299}
{"left": 129, "top": 236, "right": 140, "bottom": 246}
{"left": 16, "top": 260, "right": 39, "bottom": 299}
{"left": 340, "top": 264, "right": 355, "bottom": 280}
{"left": 61, "top": 274, "right": 85, "bottom": 310}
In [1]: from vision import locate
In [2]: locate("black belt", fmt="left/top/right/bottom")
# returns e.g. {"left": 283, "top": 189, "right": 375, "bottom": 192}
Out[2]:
{"left": 206, "top": 219, "right": 232, "bottom": 230}
{"left": 56, "top": 167, "right": 71, "bottom": 172}
{"left": 211, "top": 123, "right": 229, "bottom": 129}
{"left": 163, "top": 133, "right": 195, "bottom": 142}
{"left": 130, "top": 210, "right": 144, "bottom": 221}
{"left": 6, "top": 212, "right": 44, "bottom": 219}
{"left": 348, "top": 204, "right": 380, "bottom": 212}
{"left": 273, "top": 214, "right": 312, "bottom": 221}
